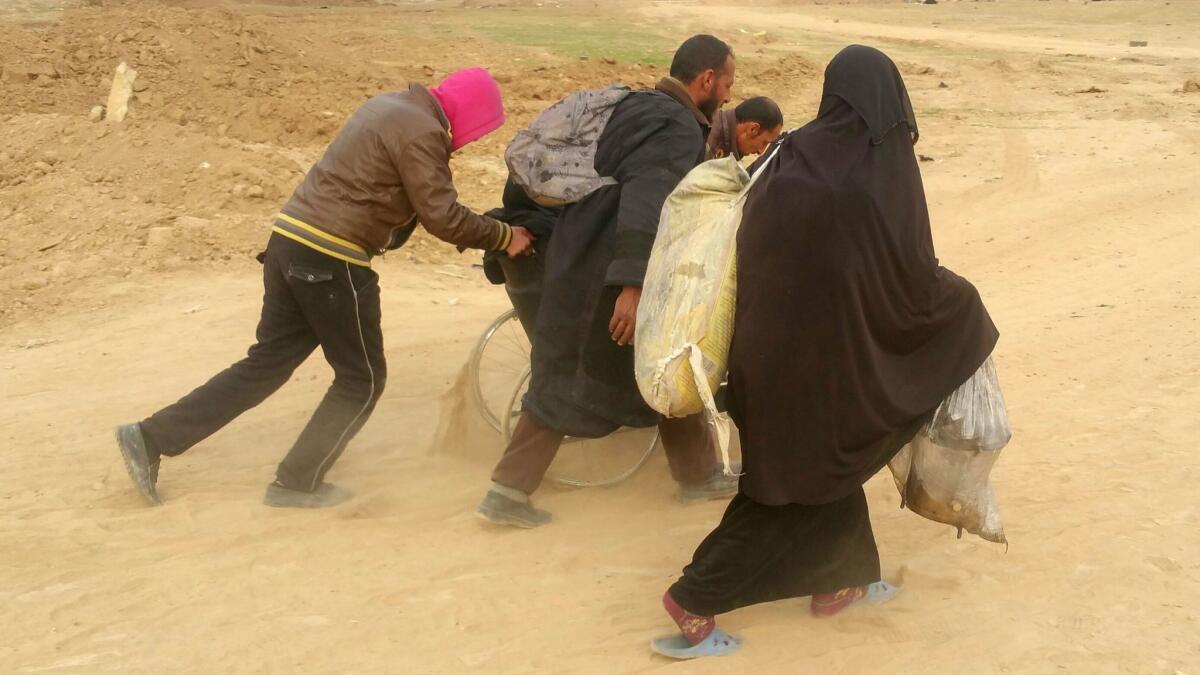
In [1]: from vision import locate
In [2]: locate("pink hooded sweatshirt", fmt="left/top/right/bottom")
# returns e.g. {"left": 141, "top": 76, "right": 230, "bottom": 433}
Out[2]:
{"left": 428, "top": 68, "right": 506, "bottom": 151}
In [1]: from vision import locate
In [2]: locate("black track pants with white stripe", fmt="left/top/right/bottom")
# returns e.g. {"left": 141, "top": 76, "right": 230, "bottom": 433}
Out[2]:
{"left": 139, "top": 232, "right": 386, "bottom": 492}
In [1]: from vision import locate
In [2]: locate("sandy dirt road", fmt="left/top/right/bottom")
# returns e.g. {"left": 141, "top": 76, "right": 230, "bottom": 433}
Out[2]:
{"left": 1, "top": 1, "right": 1198, "bottom": 672}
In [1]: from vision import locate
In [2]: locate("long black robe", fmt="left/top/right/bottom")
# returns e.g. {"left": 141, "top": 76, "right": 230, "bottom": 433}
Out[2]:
{"left": 669, "top": 45, "right": 999, "bottom": 618}
{"left": 730, "top": 46, "right": 998, "bottom": 506}
{"left": 523, "top": 85, "right": 708, "bottom": 438}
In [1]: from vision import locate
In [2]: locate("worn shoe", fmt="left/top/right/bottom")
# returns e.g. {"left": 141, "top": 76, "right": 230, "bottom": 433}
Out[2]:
{"left": 678, "top": 463, "right": 741, "bottom": 504}
{"left": 115, "top": 423, "right": 161, "bottom": 505}
{"left": 475, "top": 489, "right": 551, "bottom": 528}
{"left": 263, "top": 481, "right": 354, "bottom": 509}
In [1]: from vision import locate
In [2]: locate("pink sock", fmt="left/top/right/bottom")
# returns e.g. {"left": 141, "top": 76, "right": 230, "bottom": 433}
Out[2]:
{"left": 663, "top": 591, "right": 716, "bottom": 645}
{"left": 811, "top": 585, "right": 867, "bottom": 617}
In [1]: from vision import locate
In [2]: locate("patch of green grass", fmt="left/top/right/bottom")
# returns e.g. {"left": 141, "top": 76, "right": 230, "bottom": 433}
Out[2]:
{"left": 474, "top": 18, "right": 674, "bottom": 66}
{"left": 373, "top": 13, "right": 672, "bottom": 65}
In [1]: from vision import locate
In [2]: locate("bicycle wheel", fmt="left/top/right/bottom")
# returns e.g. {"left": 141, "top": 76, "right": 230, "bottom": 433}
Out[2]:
{"left": 501, "top": 367, "right": 659, "bottom": 488}
{"left": 469, "top": 309, "right": 531, "bottom": 432}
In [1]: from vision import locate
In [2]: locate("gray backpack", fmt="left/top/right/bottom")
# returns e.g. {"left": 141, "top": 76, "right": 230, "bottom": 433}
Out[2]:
{"left": 505, "top": 85, "right": 632, "bottom": 206}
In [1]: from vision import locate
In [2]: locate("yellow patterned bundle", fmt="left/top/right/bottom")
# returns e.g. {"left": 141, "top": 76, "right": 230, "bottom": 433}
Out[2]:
{"left": 635, "top": 156, "right": 751, "bottom": 419}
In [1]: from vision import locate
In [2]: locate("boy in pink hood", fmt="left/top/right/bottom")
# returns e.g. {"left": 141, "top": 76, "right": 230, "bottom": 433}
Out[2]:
{"left": 429, "top": 67, "right": 509, "bottom": 151}
{"left": 114, "top": 68, "right": 532, "bottom": 509}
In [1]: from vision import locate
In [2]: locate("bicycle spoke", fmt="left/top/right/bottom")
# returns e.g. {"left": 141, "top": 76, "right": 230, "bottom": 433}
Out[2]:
{"left": 486, "top": 342, "right": 531, "bottom": 362}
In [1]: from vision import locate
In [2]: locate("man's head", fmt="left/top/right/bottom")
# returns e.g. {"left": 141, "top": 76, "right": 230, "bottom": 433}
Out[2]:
{"left": 670, "top": 34, "right": 735, "bottom": 120}
{"left": 733, "top": 96, "right": 784, "bottom": 156}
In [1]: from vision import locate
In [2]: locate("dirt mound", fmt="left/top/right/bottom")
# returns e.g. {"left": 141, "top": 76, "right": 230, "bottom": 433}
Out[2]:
{"left": 0, "top": 1, "right": 428, "bottom": 321}
{"left": 0, "top": 2, "right": 424, "bottom": 147}
{"left": 0, "top": 113, "right": 300, "bottom": 313}
{"left": 497, "top": 60, "right": 661, "bottom": 106}
{"left": 988, "top": 58, "right": 1018, "bottom": 74}
{"left": 745, "top": 52, "right": 819, "bottom": 82}
{"left": 0, "top": 1, "right": 667, "bottom": 145}
{"left": 737, "top": 53, "right": 821, "bottom": 104}
{"left": 0, "top": 1, "right": 669, "bottom": 323}
{"left": 900, "top": 61, "right": 941, "bottom": 77}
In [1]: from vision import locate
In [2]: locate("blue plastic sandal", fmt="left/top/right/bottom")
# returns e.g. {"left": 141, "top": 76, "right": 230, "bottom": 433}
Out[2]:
{"left": 855, "top": 580, "right": 899, "bottom": 607}
{"left": 650, "top": 628, "right": 741, "bottom": 659}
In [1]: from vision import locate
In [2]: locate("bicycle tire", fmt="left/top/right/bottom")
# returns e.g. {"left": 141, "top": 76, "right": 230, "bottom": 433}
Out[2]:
{"left": 501, "top": 366, "right": 659, "bottom": 488}
{"left": 468, "top": 308, "right": 523, "bottom": 432}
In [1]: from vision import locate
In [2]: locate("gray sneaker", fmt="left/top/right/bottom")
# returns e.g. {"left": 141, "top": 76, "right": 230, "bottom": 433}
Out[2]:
{"left": 475, "top": 489, "right": 551, "bottom": 528}
{"left": 678, "top": 463, "right": 741, "bottom": 504}
{"left": 115, "top": 423, "right": 161, "bottom": 505}
{"left": 263, "top": 482, "right": 354, "bottom": 509}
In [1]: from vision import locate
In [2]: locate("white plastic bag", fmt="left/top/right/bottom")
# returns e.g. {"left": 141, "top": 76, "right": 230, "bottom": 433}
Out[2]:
{"left": 925, "top": 357, "right": 1011, "bottom": 451}
{"left": 888, "top": 435, "right": 1007, "bottom": 544}
{"left": 888, "top": 358, "right": 1012, "bottom": 544}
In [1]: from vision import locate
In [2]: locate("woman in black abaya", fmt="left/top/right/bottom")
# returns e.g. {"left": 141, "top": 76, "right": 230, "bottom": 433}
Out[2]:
{"left": 650, "top": 45, "right": 999, "bottom": 659}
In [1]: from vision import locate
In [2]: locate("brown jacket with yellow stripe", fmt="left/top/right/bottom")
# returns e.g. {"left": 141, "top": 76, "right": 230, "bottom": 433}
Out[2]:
{"left": 275, "top": 83, "right": 511, "bottom": 266}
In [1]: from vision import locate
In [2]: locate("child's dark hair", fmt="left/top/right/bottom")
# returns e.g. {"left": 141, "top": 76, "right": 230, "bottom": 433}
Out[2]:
{"left": 734, "top": 97, "right": 784, "bottom": 129}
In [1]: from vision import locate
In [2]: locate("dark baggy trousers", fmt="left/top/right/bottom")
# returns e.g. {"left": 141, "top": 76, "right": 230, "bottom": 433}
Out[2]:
{"left": 491, "top": 410, "right": 717, "bottom": 495}
{"left": 139, "top": 233, "right": 386, "bottom": 492}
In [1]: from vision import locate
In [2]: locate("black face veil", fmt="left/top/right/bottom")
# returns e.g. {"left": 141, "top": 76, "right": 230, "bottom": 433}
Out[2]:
{"left": 817, "top": 44, "right": 919, "bottom": 146}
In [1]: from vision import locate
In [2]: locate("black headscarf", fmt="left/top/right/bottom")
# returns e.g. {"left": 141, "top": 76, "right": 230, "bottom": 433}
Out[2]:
{"left": 727, "top": 45, "right": 997, "bottom": 506}
{"left": 819, "top": 44, "right": 919, "bottom": 145}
